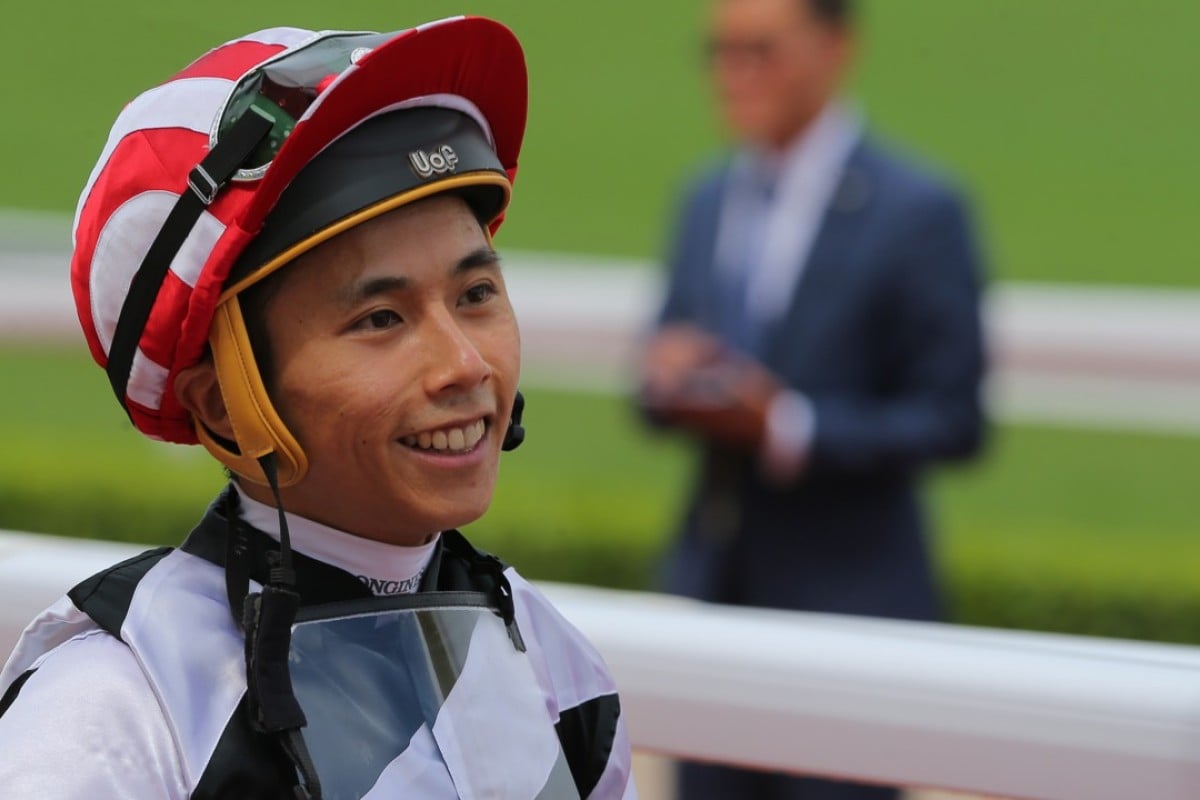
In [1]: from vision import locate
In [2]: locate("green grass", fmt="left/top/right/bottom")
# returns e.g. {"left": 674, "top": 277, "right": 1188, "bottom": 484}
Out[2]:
{"left": 2, "top": 1, "right": 1198, "bottom": 285}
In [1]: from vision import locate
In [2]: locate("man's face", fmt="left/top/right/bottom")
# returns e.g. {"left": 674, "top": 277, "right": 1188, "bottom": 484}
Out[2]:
{"left": 253, "top": 195, "right": 520, "bottom": 545}
{"left": 707, "top": 0, "right": 851, "bottom": 148}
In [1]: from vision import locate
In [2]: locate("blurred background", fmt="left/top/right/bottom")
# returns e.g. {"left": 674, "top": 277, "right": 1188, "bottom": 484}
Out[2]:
{"left": 2, "top": 0, "right": 1199, "bottom": 654}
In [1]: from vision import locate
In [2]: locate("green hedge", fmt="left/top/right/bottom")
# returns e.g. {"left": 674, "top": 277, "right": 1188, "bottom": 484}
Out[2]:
{"left": 945, "top": 559, "right": 1200, "bottom": 645}
{"left": 935, "top": 521, "right": 1200, "bottom": 645}
{"left": 5, "top": 478, "right": 1200, "bottom": 646}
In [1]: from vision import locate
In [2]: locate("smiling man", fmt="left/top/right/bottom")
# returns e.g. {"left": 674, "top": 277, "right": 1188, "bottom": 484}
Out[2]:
{"left": 0, "top": 19, "right": 634, "bottom": 800}
{"left": 212, "top": 195, "right": 520, "bottom": 546}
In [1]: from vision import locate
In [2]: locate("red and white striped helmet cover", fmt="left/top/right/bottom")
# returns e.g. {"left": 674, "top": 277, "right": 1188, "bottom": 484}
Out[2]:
{"left": 70, "top": 20, "right": 526, "bottom": 445}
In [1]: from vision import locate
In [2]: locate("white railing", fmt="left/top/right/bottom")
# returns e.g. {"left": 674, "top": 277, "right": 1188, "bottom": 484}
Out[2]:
{"left": 8, "top": 236, "right": 1200, "bottom": 435}
{"left": 3, "top": 529, "right": 1200, "bottom": 799}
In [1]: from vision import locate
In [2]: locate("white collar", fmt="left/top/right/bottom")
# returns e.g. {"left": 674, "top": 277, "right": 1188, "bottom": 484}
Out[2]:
{"left": 233, "top": 485, "right": 438, "bottom": 595}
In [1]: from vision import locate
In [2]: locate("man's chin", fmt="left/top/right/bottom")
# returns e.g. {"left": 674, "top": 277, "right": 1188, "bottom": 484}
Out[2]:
{"left": 413, "top": 487, "right": 497, "bottom": 534}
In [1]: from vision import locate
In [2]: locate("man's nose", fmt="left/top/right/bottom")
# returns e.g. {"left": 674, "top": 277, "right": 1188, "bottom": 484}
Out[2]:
{"left": 421, "top": 308, "right": 492, "bottom": 396}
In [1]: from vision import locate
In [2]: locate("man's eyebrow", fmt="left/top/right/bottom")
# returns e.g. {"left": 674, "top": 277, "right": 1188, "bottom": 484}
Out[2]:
{"left": 337, "top": 248, "right": 500, "bottom": 306}
{"left": 340, "top": 275, "right": 410, "bottom": 307}
{"left": 454, "top": 246, "right": 502, "bottom": 275}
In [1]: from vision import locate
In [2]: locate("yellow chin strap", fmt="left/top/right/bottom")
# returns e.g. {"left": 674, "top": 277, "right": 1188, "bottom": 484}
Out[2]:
{"left": 198, "top": 295, "right": 308, "bottom": 487}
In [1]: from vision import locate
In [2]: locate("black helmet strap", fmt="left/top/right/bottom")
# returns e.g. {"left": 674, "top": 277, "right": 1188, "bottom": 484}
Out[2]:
{"left": 105, "top": 107, "right": 275, "bottom": 416}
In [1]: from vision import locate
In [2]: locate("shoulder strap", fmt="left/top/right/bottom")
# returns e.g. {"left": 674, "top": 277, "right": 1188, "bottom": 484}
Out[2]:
{"left": 0, "top": 670, "right": 36, "bottom": 719}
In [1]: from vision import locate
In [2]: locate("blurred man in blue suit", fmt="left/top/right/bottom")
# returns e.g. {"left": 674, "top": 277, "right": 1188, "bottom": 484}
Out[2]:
{"left": 639, "top": 0, "right": 987, "bottom": 797}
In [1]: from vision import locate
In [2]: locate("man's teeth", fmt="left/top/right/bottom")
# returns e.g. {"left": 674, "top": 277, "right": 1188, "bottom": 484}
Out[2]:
{"left": 403, "top": 419, "right": 486, "bottom": 452}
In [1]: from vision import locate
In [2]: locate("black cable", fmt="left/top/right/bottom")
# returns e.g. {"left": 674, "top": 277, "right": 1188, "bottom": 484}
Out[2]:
{"left": 257, "top": 453, "right": 297, "bottom": 588}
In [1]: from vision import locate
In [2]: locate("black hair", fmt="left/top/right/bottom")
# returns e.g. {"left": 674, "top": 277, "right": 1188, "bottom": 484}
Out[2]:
{"left": 807, "top": 0, "right": 854, "bottom": 27}
{"left": 237, "top": 269, "right": 285, "bottom": 391}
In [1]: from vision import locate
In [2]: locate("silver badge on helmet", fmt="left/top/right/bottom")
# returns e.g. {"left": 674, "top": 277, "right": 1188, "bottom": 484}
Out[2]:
{"left": 409, "top": 145, "right": 459, "bottom": 179}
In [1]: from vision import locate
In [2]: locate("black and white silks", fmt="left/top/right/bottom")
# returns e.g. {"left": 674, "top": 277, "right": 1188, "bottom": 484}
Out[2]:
{"left": 0, "top": 491, "right": 635, "bottom": 799}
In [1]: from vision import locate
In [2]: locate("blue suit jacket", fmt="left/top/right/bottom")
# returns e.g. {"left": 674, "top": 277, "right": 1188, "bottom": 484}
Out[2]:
{"left": 656, "top": 138, "right": 987, "bottom": 621}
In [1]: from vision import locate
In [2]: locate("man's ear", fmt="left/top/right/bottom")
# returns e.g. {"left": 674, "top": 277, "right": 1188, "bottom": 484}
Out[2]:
{"left": 174, "top": 354, "right": 236, "bottom": 442}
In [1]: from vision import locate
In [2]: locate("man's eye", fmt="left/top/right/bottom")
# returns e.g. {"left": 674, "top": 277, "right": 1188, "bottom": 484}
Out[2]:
{"left": 359, "top": 309, "right": 402, "bottom": 330}
{"left": 462, "top": 282, "right": 498, "bottom": 306}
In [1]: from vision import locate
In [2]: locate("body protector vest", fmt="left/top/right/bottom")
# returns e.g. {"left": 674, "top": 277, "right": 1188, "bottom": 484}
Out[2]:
{"left": 0, "top": 490, "right": 628, "bottom": 799}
